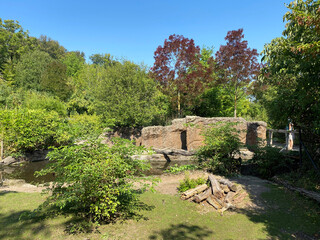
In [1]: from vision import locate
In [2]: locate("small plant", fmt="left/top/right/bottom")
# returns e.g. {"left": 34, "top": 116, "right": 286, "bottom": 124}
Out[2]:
{"left": 164, "top": 164, "right": 199, "bottom": 174}
{"left": 195, "top": 122, "right": 242, "bottom": 175}
{"left": 178, "top": 172, "right": 207, "bottom": 192}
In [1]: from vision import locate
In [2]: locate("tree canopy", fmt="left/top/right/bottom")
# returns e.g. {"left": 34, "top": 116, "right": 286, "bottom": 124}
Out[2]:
{"left": 216, "top": 29, "right": 261, "bottom": 117}
{"left": 151, "top": 34, "right": 215, "bottom": 116}
{"left": 261, "top": 0, "right": 320, "bottom": 132}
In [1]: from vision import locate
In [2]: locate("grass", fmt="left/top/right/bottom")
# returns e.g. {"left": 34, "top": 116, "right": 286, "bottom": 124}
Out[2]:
{"left": 0, "top": 183, "right": 320, "bottom": 240}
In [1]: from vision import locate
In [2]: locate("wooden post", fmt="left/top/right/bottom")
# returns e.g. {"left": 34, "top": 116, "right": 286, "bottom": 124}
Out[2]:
{"left": 0, "top": 139, "right": 3, "bottom": 161}
{"left": 299, "top": 128, "right": 302, "bottom": 166}
{"left": 268, "top": 130, "right": 273, "bottom": 146}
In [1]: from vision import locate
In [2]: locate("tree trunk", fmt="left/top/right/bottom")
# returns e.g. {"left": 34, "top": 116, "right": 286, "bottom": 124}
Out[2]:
{"left": 194, "top": 188, "right": 212, "bottom": 203}
{"left": 225, "top": 191, "right": 237, "bottom": 204}
{"left": 234, "top": 94, "right": 237, "bottom": 117}
{"left": 177, "top": 91, "right": 181, "bottom": 117}
{"left": 217, "top": 178, "right": 237, "bottom": 192}
{"left": 208, "top": 174, "right": 224, "bottom": 199}
{"left": 181, "top": 184, "right": 208, "bottom": 200}
{"left": 207, "top": 195, "right": 223, "bottom": 209}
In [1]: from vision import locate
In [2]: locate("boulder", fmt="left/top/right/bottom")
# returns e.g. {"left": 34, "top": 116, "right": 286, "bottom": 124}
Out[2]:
{"left": 0, "top": 156, "right": 18, "bottom": 166}
{"left": 141, "top": 119, "right": 187, "bottom": 150}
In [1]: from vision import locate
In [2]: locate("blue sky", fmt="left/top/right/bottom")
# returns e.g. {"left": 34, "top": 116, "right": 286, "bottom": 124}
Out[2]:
{"left": 1, "top": 0, "right": 292, "bottom": 66}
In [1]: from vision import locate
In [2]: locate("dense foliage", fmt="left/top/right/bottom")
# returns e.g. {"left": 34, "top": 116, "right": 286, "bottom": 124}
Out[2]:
{"left": 36, "top": 139, "right": 152, "bottom": 224}
{"left": 215, "top": 29, "right": 261, "bottom": 117}
{"left": 249, "top": 146, "right": 295, "bottom": 179}
{"left": 0, "top": 109, "right": 68, "bottom": 154}
{"left": 260, "top": 0, "right": 320, "bottom": 131}
{"left": 151, "top": 34, "right": 215, "bottom": 117}
{"left": 196, "top": 122, "right": 242, "bottom": 175}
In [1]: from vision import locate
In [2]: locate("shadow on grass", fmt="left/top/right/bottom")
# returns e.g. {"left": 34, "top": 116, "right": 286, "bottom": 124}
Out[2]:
{"left": 0, "top": 208, "right": 51, "bottom": 240}
{"left": 148, "top": 223, "right": 213, "bottom": 240}
{"left": 0, "top": 189, "right": 157, "bottom": 239}
{"left": 231, "top": 176, "right": 320, "bottom": 240}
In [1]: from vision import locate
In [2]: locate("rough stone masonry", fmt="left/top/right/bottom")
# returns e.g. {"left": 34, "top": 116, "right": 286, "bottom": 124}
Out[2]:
{"left": 101, "top": 116, "right": 267, "bottom": 151}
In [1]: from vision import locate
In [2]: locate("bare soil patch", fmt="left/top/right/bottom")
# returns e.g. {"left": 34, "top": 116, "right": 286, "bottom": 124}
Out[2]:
{"left": 0, "top": 179, "right": 45, "bottom": 193}
{"left": 154, "top": 171, "right": 271, "bottom": 212}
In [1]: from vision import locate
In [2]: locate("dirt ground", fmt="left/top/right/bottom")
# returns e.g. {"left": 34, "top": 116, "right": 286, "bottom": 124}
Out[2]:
{"left": 154, "top": 170, "right": 271, "bottom": 211}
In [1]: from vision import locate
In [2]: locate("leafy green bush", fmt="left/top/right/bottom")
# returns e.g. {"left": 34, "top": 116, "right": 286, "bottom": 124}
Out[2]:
{"left": 66, "top": 113, "right": 108, "bottom": 142}
{"left": 164, "top": 164, "right": 199, "bottom": 174}
{"left": 23, "top": 91, "right": 67, "bottom": 116}
{"left": 249, "top": 146, "right": 295, "bottom": 179}
{"left": 35, "top": 138, "right": 152, "bottom": 224}
{"left": 195, "top": 122, "right": 242, "bottom": 175}
{"left": 178, "top": 172, "right": 207, "bottom": 192}
{"left": 0, "top": 108, "right": 69, "bottom": 154}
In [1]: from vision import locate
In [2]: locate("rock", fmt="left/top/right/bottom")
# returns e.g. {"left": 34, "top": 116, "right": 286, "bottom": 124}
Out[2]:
{"left": 141, "top": 122, "right": 187, "bottom": 150}
{"left": 246, "top": 121, "right": 267, "bottom": 146}
{"left": 100, "top": 116, "right": 267, "bottom": 154}
{"left": 0, "top": 156, "right": 18, "bottom": 165}
{"left": 131, "top": 153, "right": 194, "bottom": 162}
{"left": 3, "top": 179, "right": 26, "bottom": 186}
{"left": 185, "top": 116, "right": 248, "bottom": 151}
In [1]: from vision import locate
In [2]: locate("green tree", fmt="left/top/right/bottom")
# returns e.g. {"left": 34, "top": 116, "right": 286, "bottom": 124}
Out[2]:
{"left": 15, "top": 50, "right": 53, "bottom": 90}
{"left": 93, "top": 61, "right": 167, "bottom": 126}
{"left": 41, "top": 60, "right": 72, "bottom": 101}
{"left": 89, "top": 53, "right": 118, "bottom": 67}
{"left": 0, "top": 18, "right": 34, "bottom": 82}
{"left": 36, "top": 35, "right": 67, "bottom": 60}
{"left": 261, "top": 0, "right": 320, "bottom": 131}
{"left": 62, "top": 51, "right": 85, "bottom": 77}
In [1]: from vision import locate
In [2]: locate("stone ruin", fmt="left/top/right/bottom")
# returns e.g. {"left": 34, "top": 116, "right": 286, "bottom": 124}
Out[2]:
{"left": 100, "top": 116, "right": 267, "bottom": 167}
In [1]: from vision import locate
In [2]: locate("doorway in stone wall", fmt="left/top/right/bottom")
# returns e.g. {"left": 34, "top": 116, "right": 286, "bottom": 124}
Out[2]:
{"left": 181, "top": 130, "right": 187, "bottom": 150}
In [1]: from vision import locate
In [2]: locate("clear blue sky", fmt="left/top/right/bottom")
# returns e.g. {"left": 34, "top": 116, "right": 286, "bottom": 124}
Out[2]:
{"left": 0, "top": 0, "right": 291, "bottom": 66}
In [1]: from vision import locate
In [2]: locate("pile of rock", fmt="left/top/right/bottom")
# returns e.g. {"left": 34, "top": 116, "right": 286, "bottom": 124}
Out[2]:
{"left": 181, "top": 174, "right": 243, "bottom": 215}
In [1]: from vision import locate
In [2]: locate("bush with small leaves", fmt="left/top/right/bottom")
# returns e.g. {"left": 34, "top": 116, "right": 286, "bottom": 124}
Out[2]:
{"left": 35, "top": 138, "right": 153, "bottom": 224}
{"left": 196, "top": 122, "right": 242, "bottom": 175}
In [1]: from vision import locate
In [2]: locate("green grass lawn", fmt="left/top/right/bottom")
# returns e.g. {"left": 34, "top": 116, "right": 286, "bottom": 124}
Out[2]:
{"left": 0, "top": 183, "right": 319, "bottom": 240}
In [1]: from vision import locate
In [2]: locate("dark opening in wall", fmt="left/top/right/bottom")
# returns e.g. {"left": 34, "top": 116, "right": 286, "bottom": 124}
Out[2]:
{"left": 181, "top": 130, "right": 187, "bottom": 150}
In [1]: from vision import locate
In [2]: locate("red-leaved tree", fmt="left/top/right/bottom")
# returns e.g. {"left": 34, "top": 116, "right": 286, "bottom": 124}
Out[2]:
{"left": 215, "top": 29, "right": 261, "bottom": 117}
{"left": 151, "top": 34, "right": 214, "bottom": 117}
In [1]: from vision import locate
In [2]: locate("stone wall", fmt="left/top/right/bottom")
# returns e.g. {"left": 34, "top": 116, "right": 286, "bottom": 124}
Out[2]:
{"left": 140, "top": 116, "right": 266, "bottom": 151}
{"left": 101, "top": 116, "right": 267, "bottom": 151}
{"left": 246, "top": 121, "right": 268, "bottom": 146}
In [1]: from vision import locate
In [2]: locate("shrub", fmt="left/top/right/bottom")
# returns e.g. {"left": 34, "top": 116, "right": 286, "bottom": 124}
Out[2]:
{"left": 178, "top": 172, "right": 207, "bottom": 192}
{"left": 66, "top": 113, "right": 108, "bottom": 142}
{"left": 0, "top": 108, "right": 69, "bottom": 154}
{"left": 164, "top": 164, "right": 199, "bottom": 174}
{"left": 195, "top": 122, "right": 242, "bottom": 175}
{"left": 35, "top": 138, "right": 152, "bottom": 224}
{"left": 23, "top": 91, "right": 67, "bottom": 116}
{"left": 249, "top": 146, "right": 295, "bottom": 179}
